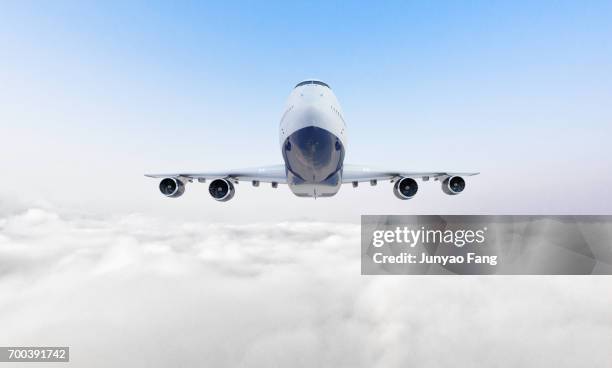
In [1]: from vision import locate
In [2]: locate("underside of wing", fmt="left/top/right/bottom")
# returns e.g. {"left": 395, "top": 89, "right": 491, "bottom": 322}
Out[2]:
{"left": 341, "top": 164, "right": 479, "bottom": 199}
{"left": 146, "top": 165, "right": 288, "bottom": 201}
{"left": 145, "top": 164, "right": 287, "bottom": 184}
{"left": 341, "top": 164, "right": 479, "bottom": 183}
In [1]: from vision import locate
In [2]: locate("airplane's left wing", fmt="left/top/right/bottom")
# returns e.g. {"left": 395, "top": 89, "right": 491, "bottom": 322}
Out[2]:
{"left": 341, "top": 164, "right": 479, "bottom": 183}
{"left": 145, "top": 165, "right": 287, "bottom": 201}
{"left": 341, "top": 164, "right": 479, "bottom": 199}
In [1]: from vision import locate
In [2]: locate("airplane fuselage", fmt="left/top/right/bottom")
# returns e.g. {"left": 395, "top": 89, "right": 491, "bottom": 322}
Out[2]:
{"left": 279, "top": 80, "right": 346, "bottom": 198}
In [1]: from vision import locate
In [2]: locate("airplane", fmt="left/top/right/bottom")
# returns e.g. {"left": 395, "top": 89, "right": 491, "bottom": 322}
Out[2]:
{"left": 146, "top": 80, "right": 478, "bottom": 201}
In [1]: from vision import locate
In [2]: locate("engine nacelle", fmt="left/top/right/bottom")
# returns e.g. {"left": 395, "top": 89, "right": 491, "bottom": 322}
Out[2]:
{"left": 442, "top": 176, "right": 466, "bottom": 195}
{"left": 159, "top": 177, "right": 185, "bottom": 198}
{"left": 393, "top": 177, "right": 418, "bottom": 200}
{"left": 209, "top": 178, "right": 235, "bottom": 202}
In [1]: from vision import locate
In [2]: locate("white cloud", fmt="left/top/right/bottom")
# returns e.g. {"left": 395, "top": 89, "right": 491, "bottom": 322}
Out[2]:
{"left": 0, "top": 204, "right": 611, "bottom": 367}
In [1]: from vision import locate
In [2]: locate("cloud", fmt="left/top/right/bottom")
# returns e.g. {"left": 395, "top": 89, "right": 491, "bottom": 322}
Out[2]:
{"left": 0, "top": 205, "right": 611, "bottom": 367}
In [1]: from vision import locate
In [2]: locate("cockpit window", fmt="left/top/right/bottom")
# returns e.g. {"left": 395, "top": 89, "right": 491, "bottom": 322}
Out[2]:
{"left": 294, "top": 80, "right": 331, "bottom": 89}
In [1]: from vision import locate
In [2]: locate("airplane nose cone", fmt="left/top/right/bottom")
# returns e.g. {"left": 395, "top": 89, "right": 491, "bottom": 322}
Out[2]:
{"left": 283, "top": 126, "right": 344, "bottom": 183}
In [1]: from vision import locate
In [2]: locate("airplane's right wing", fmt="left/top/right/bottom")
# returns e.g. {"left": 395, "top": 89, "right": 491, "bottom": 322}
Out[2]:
{"left": 145, "top": 164, "right": 287, "bottom": 184}
{"left": 145, "top": 164, "right": 287, "bottom": 201}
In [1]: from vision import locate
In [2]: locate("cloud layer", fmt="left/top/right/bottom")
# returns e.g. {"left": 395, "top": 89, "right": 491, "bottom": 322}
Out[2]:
{"left": 0, "top": 204, "right": 611, "bottom": 367}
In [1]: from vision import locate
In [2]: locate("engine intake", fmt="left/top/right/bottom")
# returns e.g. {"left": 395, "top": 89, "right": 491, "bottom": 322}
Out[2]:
{"left": 159, "top": 178, "right": 185, "bottom": 198}
{"left": 442, "top": 176, "right": 466, "bottom": 195}
{"left": 393, "top": 177, "right": 418, "bottom": 200}
{"left": 209, "top": 179, "right": 235, "bottom": 201}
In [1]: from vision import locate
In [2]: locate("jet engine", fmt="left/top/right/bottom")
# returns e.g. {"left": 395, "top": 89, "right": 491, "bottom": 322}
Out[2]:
{"left": 442, "top": 176, "right": 466, "bottom": 195}
{"left": 393, "top": 177, "right": 418, "bottom": 200}
{"left": 159, "top": 177, "right": 185, "bottom": 198}
{"left": 209, "top": 178, "right": 235, "bottom": 202}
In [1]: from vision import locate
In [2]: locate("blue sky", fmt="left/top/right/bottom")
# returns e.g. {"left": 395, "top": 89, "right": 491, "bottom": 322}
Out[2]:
{"left": 1, "top": 1, "right": 611, "bottom": 221}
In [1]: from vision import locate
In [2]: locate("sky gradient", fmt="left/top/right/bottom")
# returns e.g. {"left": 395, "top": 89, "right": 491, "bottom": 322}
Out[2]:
{"left": 1, "top": 1, "right": 611, "bottom": 221}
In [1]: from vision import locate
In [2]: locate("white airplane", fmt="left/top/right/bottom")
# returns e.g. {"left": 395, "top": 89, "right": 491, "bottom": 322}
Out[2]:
{"left": 146, "top": 80, "right": 478, "bottom": 201}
